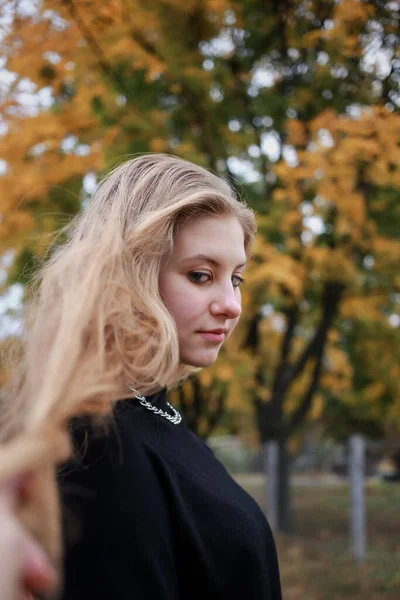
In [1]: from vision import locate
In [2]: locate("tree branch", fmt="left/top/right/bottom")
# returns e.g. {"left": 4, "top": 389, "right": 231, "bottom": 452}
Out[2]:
{"left": 204, "top": 390, "right": 225, "bottom": 439}
{"left": 284, "top": 348, "right": 324, "bottom": 436}
{"left": 283, "top": 282, "right": 345, "bottom": 435}
{"left": 192, "top": 376, "right": 203, "bottom": 434}
{"left": 243, "top": 311, "right": 263, "bottom": 351}
{"left": 63, "top": 0, "right": 130, "bottom": 98}
{"left": 284, "top": 282, "right": 344, "bottom": 387}
{"left": 273, "top": 0, "right": 290, "bottom": 59}
{"left": 271, "top": 304, "right": 299, "bottom": 408}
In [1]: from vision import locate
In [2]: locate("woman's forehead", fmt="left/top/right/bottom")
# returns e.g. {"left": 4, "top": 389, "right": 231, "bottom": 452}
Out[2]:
{"left": 172, "top": 214, "right": 246, "bottom": 265}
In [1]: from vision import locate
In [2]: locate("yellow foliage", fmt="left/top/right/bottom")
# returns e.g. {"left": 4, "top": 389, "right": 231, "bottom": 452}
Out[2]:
{"left": 372, "top": 237, "right": 400, "bottom": 270}
{"left": 199, "top": 370, "right": 213, "bottom": 387}
{"left": 337, "top": 137, "right": 381, "bottom": 163}
{"left": 330, "top": 0, "right": 372, "bottom": 36}
{"left": 2, "top": 211, "right": 35, "bottom": 236}
{"left": 286, "top": 120, "right": 307, "bottom": 147}
{"left": 286, "top": 238, "right": 302, "bottom": 256}
{"left": 0, "top": 0, "right": 399, "bottom": 439}
{"left": 310, "top": 394, "right": 324, "bottom": 421}
{"left": 340, "top": 296, "right": 384, "bottom": 322}
{"left": 336, "top": 117, "right": 376, "bottom": 138}
{"left": 272, "top": 189, "right": 288, "bottom": 202}
{"left": 217, "top": 365, "right": 234, "bottom": 382}
{"left": 364, "top": 382, "right": 386, "bottom": 403}
{"left": 257, "top": 388, "right": 271, "bottom": 402}
{"left": 303, "top": 29, "right": 325, "bottom": 49}
{"left": 272, "top": 187, "right": 302, "bottom": 207}
{"left": 366, "top": 159, "right": 392, "bottom": 186}
{"left": 390, "top": 169, "right": 400, "bottom": 188}
{"left": 246, "top": 258, "right": 304, "bottom": 300}
{"left": 280, "top": 210, "right": 302, "bottom": 235}
{"left": 304, "top": 247, "right": 356, "bottom": 285}
{"left": 292, "top": 88, "right": 314, "bottom": 109}
{"left": 150, "top": 138, "right": 169, "bottom": 152}
{"left": 320, "top": 344, "right": 353, "bottom": 396}
{"left": 309, "top": 109, "right": 337, "bottom": 134}
{"left": 205, "top": 0, "right": 231, "bottom": 14}
{"left": 327, "top": 329, "right": 339, "bottom": 343}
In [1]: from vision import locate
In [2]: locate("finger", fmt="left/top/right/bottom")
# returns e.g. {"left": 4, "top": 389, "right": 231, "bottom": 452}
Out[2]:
{"left": 21, "top": 537, "right": 57, "bottom": 597}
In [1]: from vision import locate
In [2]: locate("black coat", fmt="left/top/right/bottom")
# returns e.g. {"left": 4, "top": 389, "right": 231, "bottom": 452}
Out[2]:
{"left": 59, "top": 389, "right": 282, "bottom": 600}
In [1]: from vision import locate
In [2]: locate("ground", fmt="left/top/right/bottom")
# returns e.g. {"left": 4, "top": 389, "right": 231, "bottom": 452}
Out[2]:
{"left": 238, "top": 476, "right": 400, "bottom": 599}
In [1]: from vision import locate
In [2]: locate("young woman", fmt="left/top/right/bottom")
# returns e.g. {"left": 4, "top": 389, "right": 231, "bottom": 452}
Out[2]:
{"left": 5, "top": 154, "right": 282, "bottom": 598}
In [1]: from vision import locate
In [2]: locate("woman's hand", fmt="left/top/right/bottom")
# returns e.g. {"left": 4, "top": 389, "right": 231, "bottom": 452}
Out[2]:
{"left": 0, "top": 476, "right": 56, "bottom": 600}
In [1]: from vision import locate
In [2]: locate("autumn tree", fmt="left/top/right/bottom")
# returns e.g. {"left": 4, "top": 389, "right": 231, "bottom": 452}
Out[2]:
{"left": 2, "top": 0, "right": 398, "bottom": 263}
{"left": 1, "top": 0, "right": 400, "bottom": 532}
{"left": 242, "top": 106, "right": 400, "bottom": 529}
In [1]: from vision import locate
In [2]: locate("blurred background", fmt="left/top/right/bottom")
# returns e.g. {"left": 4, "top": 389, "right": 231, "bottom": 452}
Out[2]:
{"left": 0, "top": 1, "right": 399, "bottom": 597}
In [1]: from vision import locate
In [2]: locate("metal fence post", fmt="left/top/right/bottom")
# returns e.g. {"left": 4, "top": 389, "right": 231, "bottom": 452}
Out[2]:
{"left": 349, "top": 434, "right": 366, "bottom": 564}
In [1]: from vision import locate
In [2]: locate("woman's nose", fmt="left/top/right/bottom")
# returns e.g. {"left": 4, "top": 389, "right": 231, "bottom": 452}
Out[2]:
{"left": 210, "top": 286, "right": 242, "bottom": 319}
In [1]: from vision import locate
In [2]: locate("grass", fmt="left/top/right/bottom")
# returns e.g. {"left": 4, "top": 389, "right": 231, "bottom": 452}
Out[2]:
{"left": 240, "top": 478, "right": 400, "bottom": 599}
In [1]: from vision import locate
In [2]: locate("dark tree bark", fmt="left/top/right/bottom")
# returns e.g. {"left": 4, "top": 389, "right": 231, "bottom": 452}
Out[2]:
{"left": 248, "top": 281, "right": 345, "bottom": 532}
{"left": 277, "top": 436, "right": 292, "bottom": 532}
{"left": 176, "top": 375, "right": 226, "bottom": 439}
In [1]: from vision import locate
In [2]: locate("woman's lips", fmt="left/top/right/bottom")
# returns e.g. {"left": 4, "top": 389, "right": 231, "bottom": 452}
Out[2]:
{"left": 198, "top": 332, "right": 226, "bottom": 343}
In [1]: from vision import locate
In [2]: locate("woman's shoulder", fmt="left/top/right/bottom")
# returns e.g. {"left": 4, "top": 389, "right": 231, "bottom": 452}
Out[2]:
{"left": 58, "top": 408, "right": 175, "bottom": 525}
{"left": 58, "top": 405, "right": 151, "bottom": 480}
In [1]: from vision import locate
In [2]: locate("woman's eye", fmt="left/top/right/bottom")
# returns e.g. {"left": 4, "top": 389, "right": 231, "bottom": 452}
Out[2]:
{"left": 232, "top": 275, "right": 245, "bottom": 288}
{"left": 188, "top": 272, "right": 244, "bottom": 287}
{"left": 188, "top": 271, "right": 211, "bottom": 284}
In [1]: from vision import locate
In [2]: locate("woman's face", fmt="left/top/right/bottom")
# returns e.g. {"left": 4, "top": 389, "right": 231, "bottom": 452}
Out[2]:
{"left": 159, "top": 214, "right": 247, "bottom": 367}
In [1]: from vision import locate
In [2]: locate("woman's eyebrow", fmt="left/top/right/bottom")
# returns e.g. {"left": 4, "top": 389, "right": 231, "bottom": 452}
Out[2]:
{"left": 181, "top": 254, "right": 247, "bottom": 268}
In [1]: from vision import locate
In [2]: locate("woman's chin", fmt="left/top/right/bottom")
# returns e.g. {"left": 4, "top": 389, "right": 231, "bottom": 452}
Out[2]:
{"left": 180, "top": 348, "right": 221, "bottom": 368}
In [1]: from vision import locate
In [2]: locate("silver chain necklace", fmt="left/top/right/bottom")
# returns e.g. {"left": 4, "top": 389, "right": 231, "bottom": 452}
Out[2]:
{"left": 129, "top": 388, "right": 182, "bottom": 425}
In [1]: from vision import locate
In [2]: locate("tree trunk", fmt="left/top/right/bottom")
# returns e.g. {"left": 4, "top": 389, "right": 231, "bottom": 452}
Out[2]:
{"left": 252, "top": 282, "right": 345, "bottom": 534}
{"left": 263, "top": 436, "right": 293, "bottom": 533}
{"left": 265, "top": 440, "right": 278, "bottom": 531}
{"left": 277, "top": 436, "right": 293, "bottom": 533}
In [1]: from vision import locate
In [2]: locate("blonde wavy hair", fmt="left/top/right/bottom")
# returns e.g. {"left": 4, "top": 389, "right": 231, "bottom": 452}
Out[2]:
{"left": 0, "top": 153, "right": 256, "bottom": 583}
